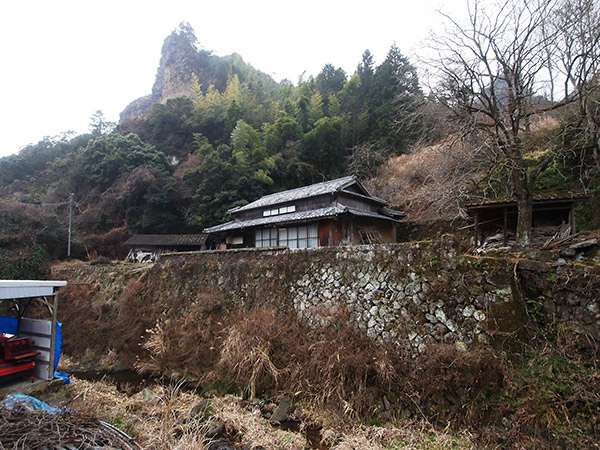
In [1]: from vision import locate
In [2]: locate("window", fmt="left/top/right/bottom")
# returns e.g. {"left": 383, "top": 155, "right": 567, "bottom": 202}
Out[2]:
{"left": 278, "top": 225, "right": 318, "bottom": 249}
{"left": 262, "top": 205, "right": 296, "bottom": 217}
{"left": 279, "top": 205, "right": 296, "bottom": 214}
{"left": 255, "top": 229, "right": 277, "bottom": 247}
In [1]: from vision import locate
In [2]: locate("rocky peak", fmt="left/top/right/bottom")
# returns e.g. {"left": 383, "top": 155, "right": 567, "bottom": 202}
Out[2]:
{"left": 120, "top": 23, "right": 278, "bottom": 122}
{"left": 151, "top": 25, "right": 202, "bottom": 103}
{"left": 120, "top": 23, "right": 209, "bottom": 121}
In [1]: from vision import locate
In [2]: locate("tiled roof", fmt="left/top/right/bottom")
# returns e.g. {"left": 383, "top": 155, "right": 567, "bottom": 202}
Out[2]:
{"left": 229, "top": 175, "right": 365, "bottom": 214}
{"left": 204, "top": 204, "right": 398, "bottom": 233}
{"left": 124, "top": 234, "right": 207, "bottom": 247}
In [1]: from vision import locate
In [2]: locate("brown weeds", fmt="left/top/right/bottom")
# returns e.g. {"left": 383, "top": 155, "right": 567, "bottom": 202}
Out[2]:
{"left": 216, "top": 308, "right": 304, "bottom": 398}
{"left": 407, "top": 344, "right": 505, "bottom": 426}
{"left": 215, "top": 308, "right": 400, "bottom": 417}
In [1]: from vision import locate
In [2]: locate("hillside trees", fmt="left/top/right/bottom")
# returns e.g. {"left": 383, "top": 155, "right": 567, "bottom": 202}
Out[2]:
{"left": 0, "top": 200, "right": 67, "bottom": 278}
{"left": 0, "top": 27, "right": 435, "bottom": 253}
{"left": 89, "top": 110, "right": 116, "bottom": 135}
{"left": 426, "top": 0, "right": 599, "bottom": 246}
{"left": 146, "top": 97, "right": 196, "bottom": 158}
{"left": 302, "top": 117, "right": 346, "bottom": 177}
{"left": 0, "top": 133, "right": 90, "bottom": 186}
{"left": 367, "top": 45, "right": 423, "bottom": 152}
{"left": 71, "top": 133, "right": 170, "bottom": 192}
{"left": 184, "top": 130, "right": 276, "bottom": 227}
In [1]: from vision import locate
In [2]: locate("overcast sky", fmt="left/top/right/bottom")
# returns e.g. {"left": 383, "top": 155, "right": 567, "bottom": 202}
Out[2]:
{"left": 0, "top": 0, "right": 465, "bottom": 158}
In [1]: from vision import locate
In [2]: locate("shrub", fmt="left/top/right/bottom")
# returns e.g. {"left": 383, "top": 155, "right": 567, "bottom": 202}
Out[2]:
{"left": 406, "top": 344, "right": 505, "bottom": 426}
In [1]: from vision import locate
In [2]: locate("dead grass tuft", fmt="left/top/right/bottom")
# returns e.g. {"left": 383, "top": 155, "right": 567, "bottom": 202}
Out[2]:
{"left": 299, "top": 322, "right": 400, "bottom": 417}
{"left": 216, "top": 308, "right": 304, "bottom": 398}
{"left": 215, "top": 309, "right": 400, "bottom": 417}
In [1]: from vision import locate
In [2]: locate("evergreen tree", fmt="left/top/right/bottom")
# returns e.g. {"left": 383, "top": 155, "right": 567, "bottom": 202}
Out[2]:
{"left": 367, "top": 44, "right": 422, "bottom": 153}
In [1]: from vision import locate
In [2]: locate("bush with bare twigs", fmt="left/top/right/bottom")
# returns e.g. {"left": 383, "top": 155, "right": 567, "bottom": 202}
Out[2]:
{"left": 405, "top": 344, "right": 506, "bottom": 426}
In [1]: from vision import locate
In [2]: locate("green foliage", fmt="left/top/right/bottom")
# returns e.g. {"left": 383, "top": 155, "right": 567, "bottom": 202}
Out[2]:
{"left": 263, "top": 112, "right": 302, "bottom": 155}
{"left": 89, "top": 110, "right": 116, "bottom": 135}
{"left": 184, "top": 135, "right": 273, "bottom": 227}
{"left": 315, "top": 63, "right": 346, "bottom": 102}
{"left": 0, "top": 199, "right": 67, "bottom": 276}
{"left": 366, "top": 45, "right": 423, "bottom": 153}
{"left": 302, "top": 117, "right": 346, "bottom": 177}
{"left": 574, "top": 183, "right": 600, "bottom": 230}
{"left": 0, "top": 246, "right": 48, "bottom": 279}
{"left": 0, "top": 133, "right": 92, "bottom": 186}
{"left": 72, "top": 133, "right": 170, "bottom": 191}
{"left": 0, "top": 200, "right": 67, "bottom": 259}
{"left": 147, "top": 97, "right": 196, "bottom": 157}
{"left": 308, "top": 91, "right": 324, "bottom": 128}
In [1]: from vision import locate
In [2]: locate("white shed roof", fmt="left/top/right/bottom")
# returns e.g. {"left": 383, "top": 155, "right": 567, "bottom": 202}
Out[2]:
{"left": 0, "top": 280, "right": 67, "bottom": 300}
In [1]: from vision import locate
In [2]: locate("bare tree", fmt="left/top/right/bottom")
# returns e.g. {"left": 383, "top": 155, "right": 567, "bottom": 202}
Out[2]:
{"left": 347, "top": 142, "right": 392, "bottom": 180}
{"left": 553, "top": 0, "right": 600, "bottom": 169}
{"left": 424, "top": 0, "right": 599, "bottom": 246}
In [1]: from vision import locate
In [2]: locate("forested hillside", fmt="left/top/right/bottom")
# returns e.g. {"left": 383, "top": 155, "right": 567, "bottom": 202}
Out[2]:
{"left": 1, "top": 0, "right": 599, "bottom": 278}
{"left": 0, "top": 24, "right": 424, "bottom": 274}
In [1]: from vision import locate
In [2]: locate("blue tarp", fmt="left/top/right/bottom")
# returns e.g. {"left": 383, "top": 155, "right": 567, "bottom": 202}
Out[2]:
{"left": 0, "top": 394, "right": 59, "bottom": 411}
{"left": 0, "top": 316, "right": 64, "bottom": 377}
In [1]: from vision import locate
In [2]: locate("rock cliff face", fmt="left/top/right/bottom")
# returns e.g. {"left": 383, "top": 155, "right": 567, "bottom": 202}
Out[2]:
{"left": 150, "top": 30, "right": 204, "bottom": 103}
{"left": 120, "top": 28, "right": 205, "bottom": 120}
{"left": 120, "top": 25, "right": 277, "bottom": 122}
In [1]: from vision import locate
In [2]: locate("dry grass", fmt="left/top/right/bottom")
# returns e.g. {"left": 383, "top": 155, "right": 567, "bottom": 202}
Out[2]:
{"left": 215, "top": 308, "right": 400, "bottom": 417}
{"left": 53, "top": 378, "right": 482, "bottom": 450}
{"left": 326, "top": 424, "right": 478, "bottom": 450}
{"left": 211, "top": 396, "right": 307, "bottom": 449}
{"left": 66, "top": 377, "right": 211, "bottom": 450}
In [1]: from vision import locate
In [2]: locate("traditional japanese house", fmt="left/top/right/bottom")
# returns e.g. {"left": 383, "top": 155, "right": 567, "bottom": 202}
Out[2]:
{"left": 204, "top": 175, "right": 404, "bottom": 249}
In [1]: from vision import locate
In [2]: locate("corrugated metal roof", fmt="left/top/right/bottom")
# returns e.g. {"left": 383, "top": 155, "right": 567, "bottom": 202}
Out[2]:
{"left": 124, "top": 234, "right": 207, "bottom": 247}
{"left": 204, "top": 204, "right": 398, "bottom": 233}
{"left": 229, "top": 175, "right": 364, "bottom": 214}
{"left": 0, "top": 280, "right": 67, "bottom": 300}
{"left": 465, "top": 194, "right": 588, "bottom": 211}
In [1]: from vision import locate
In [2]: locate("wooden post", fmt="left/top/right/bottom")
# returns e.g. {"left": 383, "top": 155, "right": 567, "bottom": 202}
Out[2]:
{"left": 48, "top": 291, "right": 59, "bottom": 381}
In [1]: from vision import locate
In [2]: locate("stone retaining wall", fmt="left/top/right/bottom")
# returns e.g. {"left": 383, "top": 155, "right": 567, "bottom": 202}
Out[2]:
{"left": 151, "top": 235, "right": 599, "bottom": 354}
{"left": 55, "top": 236, "right": 600, "bottom": 358}
{"left": 285, "top": 239, "right": 518, "bottom": 354}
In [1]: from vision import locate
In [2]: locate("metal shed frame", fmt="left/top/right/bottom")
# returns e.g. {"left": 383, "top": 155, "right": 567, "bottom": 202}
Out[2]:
{"left": 0, "top": 280, "right": 67, "bottom": 381}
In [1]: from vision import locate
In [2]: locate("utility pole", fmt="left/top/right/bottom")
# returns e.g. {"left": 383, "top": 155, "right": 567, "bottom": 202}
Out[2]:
{"left": 67, "top": 193, "right": 73, "bottom": 259}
